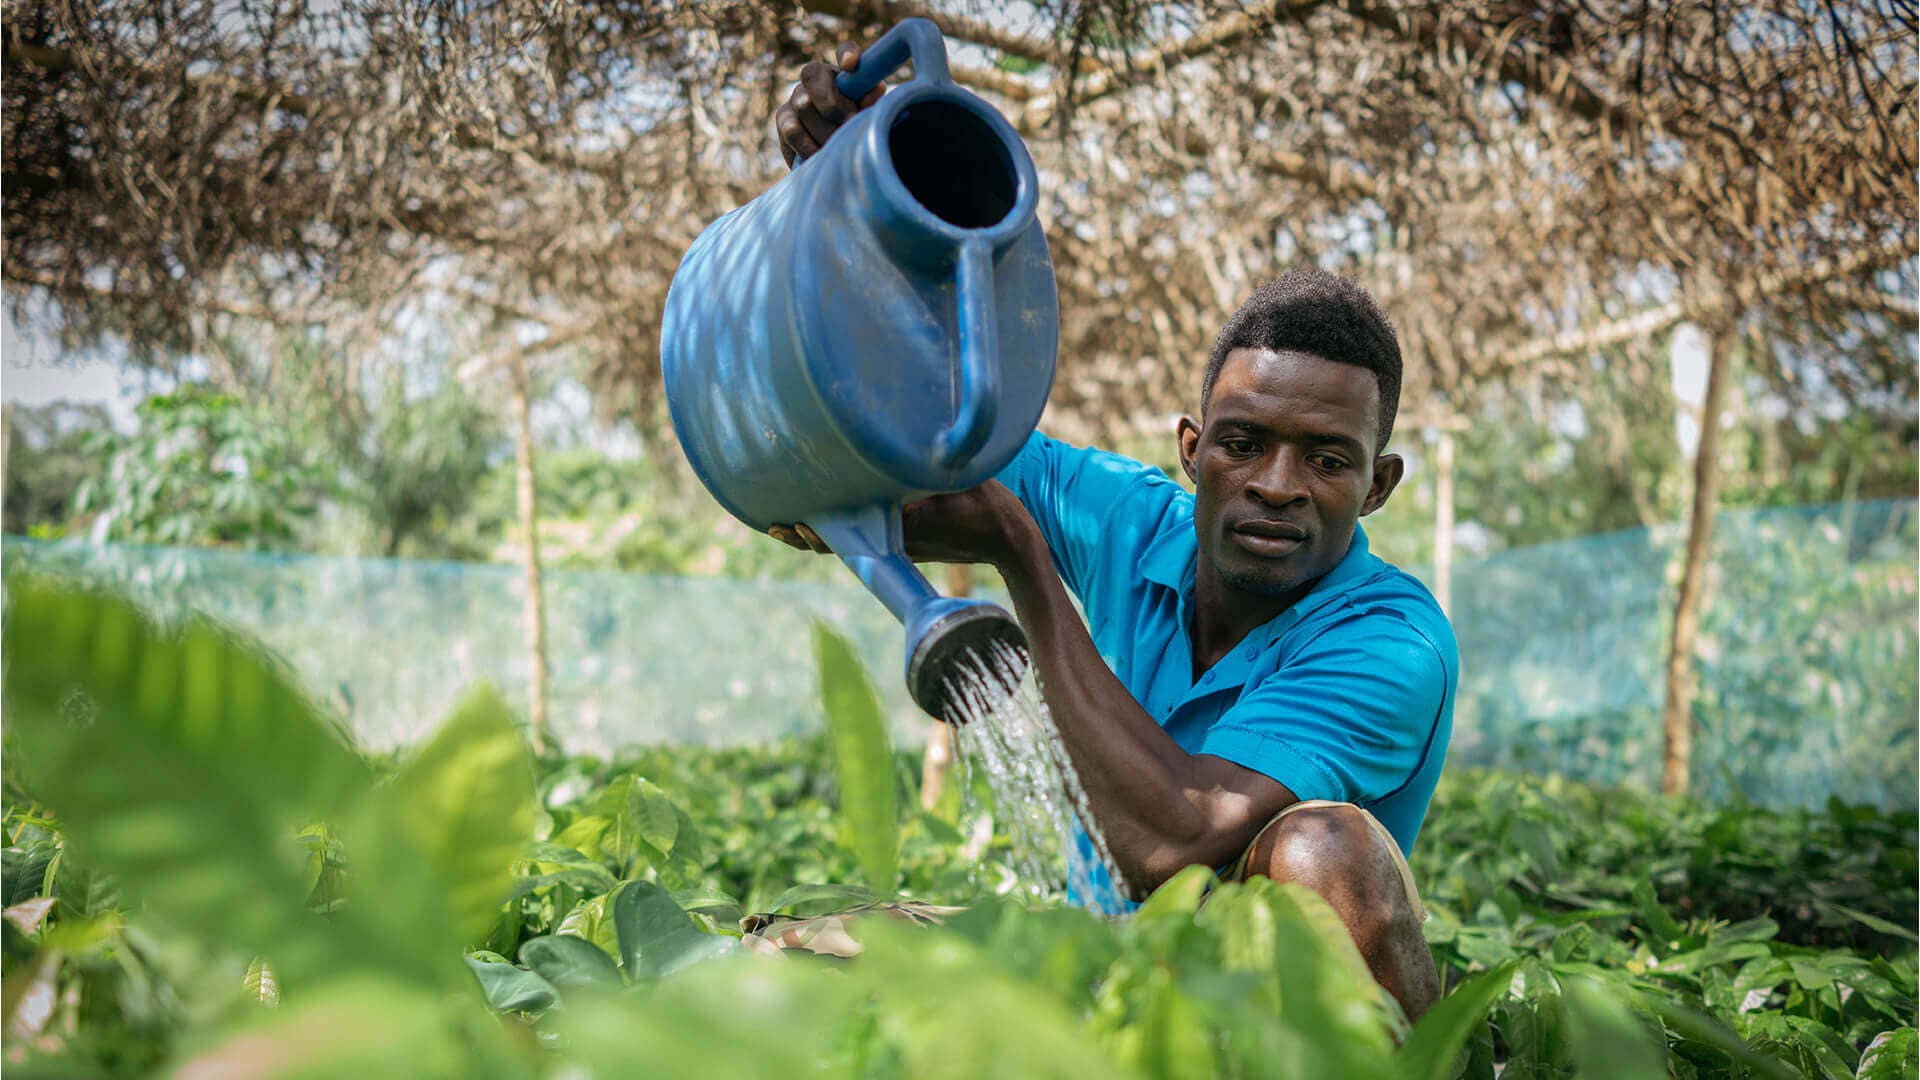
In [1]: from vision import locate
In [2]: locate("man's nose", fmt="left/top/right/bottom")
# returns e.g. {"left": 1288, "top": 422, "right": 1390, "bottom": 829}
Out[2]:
{"left": 1246, "top": 448, "right": 1309, "bottom": 505}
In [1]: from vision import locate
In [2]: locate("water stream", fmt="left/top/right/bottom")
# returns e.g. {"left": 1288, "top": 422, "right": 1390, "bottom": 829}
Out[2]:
{"left": 938, "top": 639, "right": 1127, "bottom": 904}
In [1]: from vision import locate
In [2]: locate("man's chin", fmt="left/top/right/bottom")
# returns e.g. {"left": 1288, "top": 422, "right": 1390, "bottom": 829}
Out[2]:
{"left": 1214, "top": 560, "right": 1311, "bottom": 598}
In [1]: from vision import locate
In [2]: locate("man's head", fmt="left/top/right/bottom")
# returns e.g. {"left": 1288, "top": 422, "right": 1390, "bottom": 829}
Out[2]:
{"left": 1177, "top": 270, "right": 1406, "bottom": 600}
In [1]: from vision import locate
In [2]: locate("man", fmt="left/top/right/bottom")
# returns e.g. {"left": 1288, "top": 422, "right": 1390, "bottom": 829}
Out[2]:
{"left": 768, "top": 44, "right": 1455, "bottom": 1019}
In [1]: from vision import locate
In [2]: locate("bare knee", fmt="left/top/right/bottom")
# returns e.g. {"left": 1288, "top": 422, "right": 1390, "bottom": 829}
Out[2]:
{"left": 1244, "top": 804, "right": 1404, "bottom": 939}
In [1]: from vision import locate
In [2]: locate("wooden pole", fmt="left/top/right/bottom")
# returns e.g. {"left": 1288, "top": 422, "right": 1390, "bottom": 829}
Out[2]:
{"left": 1660, "top": 325, "right": 1735, "bottom": 797}
{"left": 1431, "top": 426, "right": 1455, "bottom": 616}
{"left": 919, "top": 563, "right": 969, "bottom": 811}
{"left": 510, "top": 352, "right": 553, "bottom": 749}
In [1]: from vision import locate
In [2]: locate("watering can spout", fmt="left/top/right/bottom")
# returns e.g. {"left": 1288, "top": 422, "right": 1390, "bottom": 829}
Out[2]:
{"left": 811, "top": 507, "right": 1028, "bottom": 719}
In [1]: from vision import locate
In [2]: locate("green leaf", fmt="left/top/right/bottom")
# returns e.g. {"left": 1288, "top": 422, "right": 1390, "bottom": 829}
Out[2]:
{"left": 1396, "top": 961, "right": 1519, "bottom": 1080}
{"left": 1133, "top": 864, "right": 1214, "bottom": 924}
{"left": 244, "top": 956, "right": 281, "bottom": 1006}
{"left": 557, "top": 891, "right": 622, "bottom": 959}
{"left": 1814, "top": 899, "right": 1920, "bottom": 944}
{"left": 766, "top": 882, "right": 882, "bottom": 917}
{"left": 1, "top": 575, "right": 373, "bottom": 984}
{"left": 519, "top": 933, "right": 623, "bottom": 990}
{"left": 465, "top": 956, "right": 560, "bottom": 1014}
{"left": 163, "top": 975, "right": 480, "bottom": 1078}
{"left": 506, "top": 867, "right": 618, "bottom": 903}
{"left": 1631, "top": 880, "right": 1685, "bottom": 949}
{"left": 1857, "top": 1028, "right": 1919, "bottom": 1080}
{"left": 1560, "top": 975, "right": 1665, "bottom": 1080}
{"left": 613, "top": 881, "right": 734, "bottom": 979}
{"left": 550, "top": 955, "right": 866, "bottom": 1078}
{"left": 1645, "top": 995, "right": 1795, "bottom": 1079}
{"left": 381, "top": 686, "right": 537, "bottom": 943}
{"left": 627, "top": 777, "right": 680, "bottom": 856}
{"left": 813, "top": 621, "right": 899, "bottom": 895}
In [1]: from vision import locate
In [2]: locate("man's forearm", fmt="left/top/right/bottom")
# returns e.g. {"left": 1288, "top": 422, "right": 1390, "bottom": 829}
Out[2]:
{"left": 992, "top": 523, "right": 1223, "bottom": 895}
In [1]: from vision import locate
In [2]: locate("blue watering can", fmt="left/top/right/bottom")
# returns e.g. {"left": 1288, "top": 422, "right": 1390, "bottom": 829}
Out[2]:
{"left": 660, "top": 18, "right": 1058, "bottom": 717}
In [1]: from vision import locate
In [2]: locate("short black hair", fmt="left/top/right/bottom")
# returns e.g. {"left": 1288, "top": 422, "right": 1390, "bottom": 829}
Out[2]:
{"left": 1201, "top": 269, "right": 1402, "bottom": 450}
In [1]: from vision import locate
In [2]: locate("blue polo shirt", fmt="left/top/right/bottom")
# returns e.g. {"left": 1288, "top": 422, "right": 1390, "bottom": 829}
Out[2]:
{"left": 995, "top": 432, "right": 1458, "bottom": 913}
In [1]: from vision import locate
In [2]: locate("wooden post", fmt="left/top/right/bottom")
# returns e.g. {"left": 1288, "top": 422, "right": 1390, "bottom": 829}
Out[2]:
{"left": 2, "top": 402, "right": 12, "bottom": 528}
{"left": 1660, "top": 326, "right": 1734, "bottom": 797}
{"left": 510, "top": 352, "right": 553, "bottom": 749}
{"left": 1431, "top": 425, "right": 1456, "bottom": 616}
{"left": 919, "top": 563, "right": 969, "bottom": 810}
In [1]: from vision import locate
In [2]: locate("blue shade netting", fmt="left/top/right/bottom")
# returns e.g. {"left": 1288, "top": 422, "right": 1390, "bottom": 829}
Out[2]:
{"left": 6, "top": 498, "right": 1913, "bottom": 811}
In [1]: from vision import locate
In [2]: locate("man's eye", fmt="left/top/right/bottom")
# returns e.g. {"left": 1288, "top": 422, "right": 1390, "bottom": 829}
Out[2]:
{"left": 1221, "top": 439, "right": 1259, "bottom": 456}
{"left": 1311, "top": 454, "right": 1349, "bottom": 472}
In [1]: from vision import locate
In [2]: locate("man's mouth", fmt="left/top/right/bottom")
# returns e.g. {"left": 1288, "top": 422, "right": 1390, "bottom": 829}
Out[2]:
{"left": 1229, "top": 520, "right": 1307, "bottom": 557}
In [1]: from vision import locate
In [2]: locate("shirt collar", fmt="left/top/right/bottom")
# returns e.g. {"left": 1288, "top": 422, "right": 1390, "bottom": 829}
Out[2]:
{"left": 1137, "top": 519, "right": 1379, "bottom": 640}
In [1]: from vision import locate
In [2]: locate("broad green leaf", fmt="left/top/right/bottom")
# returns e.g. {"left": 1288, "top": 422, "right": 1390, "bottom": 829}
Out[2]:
{"left": 813, "top": 622, "right": 899, "bottom": 894}
{"left": 1814, "top": 900, "right": 1920, "bottom": 944}
{"left": 381, "top": 686, "right": 537, "bottom": 943}
{"left": 1857, "top": 1028, "right": 1919, "bottom": 1080}
{"left": 551, "top": 956, "right": 865, "bottom": 1078}
{"left": 613, "top": 881, "right": 734, "bottom": 979}
{"left": 1132, "top": 864, "right": 1214, "bottom": 924}
{"left": 2, "top": 576, "right": 372, "bottom": 983}
{"left": 850, "top": 918, "right": 1136, "bottom": 1079}
{"left": 766, "top": 882, "right": 881, "bottom": 916}
{"left": 1649, "top": 995, "right": 1795, "bottom": 1079}
{"left": 54, "top": 857, "right": 119, "bottom": 920}
{"left": 1561, "top": 975, "right": 1665, "bottom": 1080}
{"left": 506, "top": 867, "right": 619, "bottom": 903}
{"left": 557, "top": 890, "right": 623, "bottom": 959}
{"left": 1396, "top": 962, "right": 1520, "bottom": 1080}
{"left": 465, "top": 956, "right": 559, "bottom": 1014}
{"left": 627, "top": 777, "right": 680, "bottom": 856}
{"left": 1131, "top": 967, "right": 1215, "bottom": 1080}
{"left": 1631, "top": 880, "right": 1686, "bottom": 950}
{"left": 1254, "top": 880, "right": 1400, "bottom": 1065}
{"left": 519, "top": 933, "right": 623, "bottom": 990}
{"left": 163, "top": 976, "right": 482, "bottom": 1079}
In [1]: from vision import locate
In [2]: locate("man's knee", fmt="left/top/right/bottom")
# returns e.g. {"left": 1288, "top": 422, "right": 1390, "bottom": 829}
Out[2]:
{"left": 1241, "top": 803, "right": 1408, "bottom": 942}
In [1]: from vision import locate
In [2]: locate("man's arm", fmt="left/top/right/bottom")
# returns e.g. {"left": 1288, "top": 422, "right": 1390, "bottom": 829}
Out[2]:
{"left": 983, "top": 489, "right": 1301, "bottom": 899}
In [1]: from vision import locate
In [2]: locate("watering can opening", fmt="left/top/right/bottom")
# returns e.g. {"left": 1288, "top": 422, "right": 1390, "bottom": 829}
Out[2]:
{"left": 905, "top": 598, "right": 1031, "bottom": 722}
{"left": 888, "top": 100, "right": 1020, "bottom": 230}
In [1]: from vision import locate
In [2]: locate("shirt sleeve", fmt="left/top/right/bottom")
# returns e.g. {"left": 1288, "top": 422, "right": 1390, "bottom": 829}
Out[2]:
{"left": 1198, "top": 612, "right": 1449, "bottom": 807}
{"left": 993, "top": 431, "right": 1183, "bottom": 604}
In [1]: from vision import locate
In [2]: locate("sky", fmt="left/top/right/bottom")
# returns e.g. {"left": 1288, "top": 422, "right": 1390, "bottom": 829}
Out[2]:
{"left": 2, "top": 304, "right": 151, "bottom": 430}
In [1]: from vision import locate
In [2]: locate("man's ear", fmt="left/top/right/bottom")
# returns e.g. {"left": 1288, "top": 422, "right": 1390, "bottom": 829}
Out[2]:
{"left": 1176, "top": 415, "right": 1202, "bottom": 485}
{"left": 1361, "top": 452, "right": 1404, "bottom": 516}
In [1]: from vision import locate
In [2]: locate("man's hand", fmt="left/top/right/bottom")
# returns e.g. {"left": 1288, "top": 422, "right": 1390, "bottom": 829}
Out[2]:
{"left": 775, "top": 41, "right": 887, "bottom": 168}
{"left": 768, "top": 482, "right": 1034, "bottom": 570}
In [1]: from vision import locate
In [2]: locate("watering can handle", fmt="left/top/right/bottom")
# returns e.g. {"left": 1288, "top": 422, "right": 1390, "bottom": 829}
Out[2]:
{"left": 833, "top": 17, "right": 995, "bottom": 469}
{"left": 834, "top": 17, "right": 951, "bottom": 100}
{"left": 938, "top": 238, "right": 999, "bottom": 468}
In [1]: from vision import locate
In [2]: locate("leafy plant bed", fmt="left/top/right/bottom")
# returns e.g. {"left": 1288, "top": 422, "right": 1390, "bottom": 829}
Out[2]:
{"left": 2, "top": 575, "right": 1915, "bottom": 1077}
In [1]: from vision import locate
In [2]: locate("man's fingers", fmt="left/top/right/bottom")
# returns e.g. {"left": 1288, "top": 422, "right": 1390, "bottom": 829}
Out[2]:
{"left": 769, "top": 524, "right": 834, "bottom": 554}
{"left": 800, "top": 60, "right": 854, "bottom": 126}
{"left": 836, "top": 41, "right": 862, "bottom": 69}
{"left": 858, "top": 83, "right": 886, "bottom": 108}
{"left": 791, "top": 78, "right": 838, "bottom": 147}
{"left": 776, "top": 87, "right": 819, "bottom": 162}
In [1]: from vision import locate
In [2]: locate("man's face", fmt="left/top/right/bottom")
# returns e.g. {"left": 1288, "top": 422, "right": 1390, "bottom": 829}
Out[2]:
{"left": 1177, "top": 348, "right": 1403, "bottom": 599}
